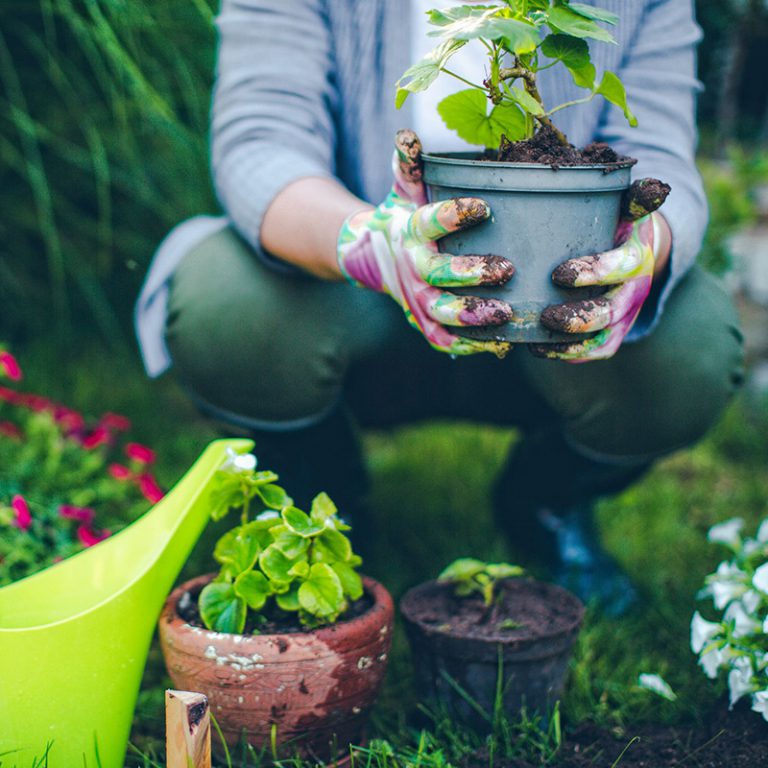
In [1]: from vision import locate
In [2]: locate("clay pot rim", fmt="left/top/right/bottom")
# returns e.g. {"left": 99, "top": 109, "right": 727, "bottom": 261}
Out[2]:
{"left": 400, "top": 576, "right": 585, "bottom": 646}
{"left": 163, "top": 572, "right": 393, "bottom": 642}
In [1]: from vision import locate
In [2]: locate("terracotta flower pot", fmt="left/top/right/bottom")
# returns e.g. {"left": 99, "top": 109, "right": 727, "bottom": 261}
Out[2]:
{"left": 400, "top": 578, "right": 584, "bottom": 729}
{"left": 159, "top": 573, "right": 394, "bottom": 761}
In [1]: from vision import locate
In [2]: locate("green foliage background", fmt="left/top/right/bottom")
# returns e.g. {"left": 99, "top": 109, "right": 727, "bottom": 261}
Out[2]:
{"left": 0, "top": 0, "right": 766, "bottom": 346}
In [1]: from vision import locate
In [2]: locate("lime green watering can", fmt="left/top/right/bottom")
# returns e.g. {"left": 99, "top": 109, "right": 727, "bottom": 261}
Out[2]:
{"left": 0, "top": 438, "right": 252, "bottom": 767}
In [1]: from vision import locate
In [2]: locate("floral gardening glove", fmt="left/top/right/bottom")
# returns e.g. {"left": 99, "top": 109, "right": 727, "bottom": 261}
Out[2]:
{"left": 530, "top": 179, "right": 671, "bottom": 363}
{"left": 337, "top": 130, "right": 515, "bottom": 356}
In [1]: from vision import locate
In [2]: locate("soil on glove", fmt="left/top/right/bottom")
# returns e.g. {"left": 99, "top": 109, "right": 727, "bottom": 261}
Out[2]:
{"left": 177, "top": 581, "right": 373, "bottom": 635}
{"left": 461, "top": 703, "right": 768, "bottom": 767}
{"left": 491, "top": 126, "right": 635, "bottom": 169}
{"left": 402, "top": 579, "right": 582, "bottom": 643}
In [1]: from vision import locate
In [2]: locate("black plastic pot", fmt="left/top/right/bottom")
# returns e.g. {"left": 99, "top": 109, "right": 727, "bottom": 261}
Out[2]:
{"left": 422, "top": 153, "right": 634, "bottom": 343}
{"left": 400, "top": 578, "right": 584, "bottom": 729}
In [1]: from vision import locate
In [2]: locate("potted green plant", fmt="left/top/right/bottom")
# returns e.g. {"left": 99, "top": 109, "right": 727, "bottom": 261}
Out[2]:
{"left": 400, "top": 558, "right": 584, "bottom": 728}
{"left": 397, "top": 1, "right": 668, "bottom": 342}
{"left": 159, "top": 449, "right": 394, "bottom": 762}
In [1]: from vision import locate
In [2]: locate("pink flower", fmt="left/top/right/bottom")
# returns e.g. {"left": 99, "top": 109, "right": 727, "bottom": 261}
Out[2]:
{"left": 138, "top": 473, "right": 164, "bottom": 503}
{"left": 0, "top": 351, "right": 22, "bottom": 382}
{"left": 58, "top": 505, "right": 95, "bottom": 524}
{"left": 0, "top": 421, "right": 22, "bottom": 440}
{"left": 108, "top": 463, "right": 132, "bottom": 481}
{"left": 77, "top": 524, "right": 111, "bottom": 547}
{"left": 81, "top": 426, "right": 110, "bottom": 449}
{"left": 54, "top": 406, "right": 84, "bottom": 433}
{"left": 100, "top": 412, "right": 131, "bottom": 432}
{"left": 15, "top": 393, "right": 51, "bottom": 412}
{"left": 0, "top": 386, "right": 19, "bottom": 404}
{"left": 11, "top": 495, "right": 31, "bottom": 531}
{"left": 125, "top": 442, "right": 156, "bottom": 465}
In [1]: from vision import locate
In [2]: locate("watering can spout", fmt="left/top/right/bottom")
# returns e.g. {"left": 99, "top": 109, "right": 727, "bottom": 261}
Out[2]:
{"left": 0, "top": 438, "right": 253, "bottom": 767}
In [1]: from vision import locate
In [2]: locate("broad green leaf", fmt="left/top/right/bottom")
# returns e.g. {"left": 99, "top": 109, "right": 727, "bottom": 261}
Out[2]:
{"left": 312, "top": 528, "right": 353, "bottom": 564}
{"left": 596, "top": 71, "right": 637, "bottom": 126}
{"left": 230, "top": 532, "right": 262, "bottom": 573}
{"left": 298, "top": 563, "right": 345, "bottom": 619}
{"left": 547, "top": 6, "right": 616, "bottom": 44}
{"left": 288, "top": 560, "right": 310, "bottom": 579}
{"left": 208, "top": 474, "right": 245, "bottom": 521}
{"left": 438, "top": 89, "right": 526, "bottom": 148}
{"left": 428, "top": 8, "right": 540, "bottom": 54}
{"left": 283, "top": 506, "right": 324, "bottom": 537}
{"left": 213, "top": 528, "right": 239, "bottom": 566}
{"left": 486, "top": 563, "right": 524, "bottom": 579}
{"left": 259, "top": 543, "right": 298, "bottom": 585}
{"left": 540, "top": 34, "right": 595, "bottom": 89}
{"left": 569, "top": 3, "right": 619, "bottom": 25}
{"left": 396, "top": 39, "right": 467, "bottom": 108}
{"left": 276, "top": 586, "right": 300, "bottom": 612}
{"left": 253, "top": 470, "right": 279, "bottom": 483}
{"left": 234, "top": 571, "right": 272, "bottom": 611}
{"left": 257, "top": 483, "right": 291, "bottom": 510}
{"left": 439, "top": 558, "right": 487, "bottom": 582}
{"left": 270, "top": 524, "right": 310, "bottom": 559}
{"left": 504, "top": 85, "right": 545, "bottom": 116}
{"left": 427, "top": 5, "right": 498, "bottom": 26}
{"left": 332, "top": 561, "right": 363, "bottom": 601}
{"left": 199, "top": 582, "right": 247, "bottom": 634}
{"left": 310, "top": 492, "right": 337, "bottom": 525}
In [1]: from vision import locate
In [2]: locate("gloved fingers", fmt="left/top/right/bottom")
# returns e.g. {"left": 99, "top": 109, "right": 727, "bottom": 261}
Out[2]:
{"left": 391, "top": 129, "right": 428, "bottom": 206}
{"left": 427, "top": 291, "right": 513, "bottom": 327}
{"left": 447, "top": 337, "right": 513, "bottom": 357}
{"left": 413, "top": 250, "right": 514, "bottom": 288}
{"left": 540, "top": 294, "right": 613, "bottom": 334}
{"left": 527, "top": 329, "right": 619, "bottom": 363}
{"left": 408, "top": 198, "right": 490, "bottom": 245}
{"left": 552, "top": 215, "right": 657, "bottom": 288}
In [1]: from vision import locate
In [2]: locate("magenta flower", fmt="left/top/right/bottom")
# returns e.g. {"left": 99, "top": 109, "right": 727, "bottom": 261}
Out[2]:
{"left": 0, "top": 421, "right": 22, "bottom": 440}
{"left": 138, "top": 473, "right": 164, "bottom": 503}
{"left": 58, "top": 505, "right": 95, "bottom": 525}
{"left": 11, "top": 495, "right": 31, "bottom": 531}
{"left": 0, "top": 351, "right": 22, "bottom": 382}
{"left": 0, "top": 386, "right": 19, "bottom": 404}
{"left": 81, "top": 426, "right": 110, "bottom": 450}
{"left": 100, "top": 412, "right": 132, "bottom": 432}
{"left": 125, "top": 442, "right": 156, "bottom": 465}
{"left": 54, "top": 406, "right": 84, "bottom": 433}
{"left": 15, "top": 393, "right": 51, "bottom": 412}
{"left": 77, "top": 524, "right": 111, "bottom": 548}
{"left": 108, "top": 463, "right": 132, "bottom": 481}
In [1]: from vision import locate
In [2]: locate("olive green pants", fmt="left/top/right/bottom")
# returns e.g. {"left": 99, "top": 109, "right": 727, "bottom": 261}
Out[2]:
{"left": 165, "top": 225, "right": 744, "bottom": 510}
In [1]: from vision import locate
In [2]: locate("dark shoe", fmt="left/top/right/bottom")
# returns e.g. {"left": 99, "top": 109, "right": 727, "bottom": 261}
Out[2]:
{"left": 535, "top": 505, "right": 639, "bottom": 618}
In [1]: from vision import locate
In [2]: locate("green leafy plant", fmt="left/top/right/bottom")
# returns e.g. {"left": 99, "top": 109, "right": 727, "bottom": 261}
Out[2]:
{"left": 199, "top": 450, "right": 364, "bottom": 634}
{"left": 397, "top": 0, "right": 636, "bottom": 149}
{"left": 438, "top": 558, "right": 523, "bottom": 607}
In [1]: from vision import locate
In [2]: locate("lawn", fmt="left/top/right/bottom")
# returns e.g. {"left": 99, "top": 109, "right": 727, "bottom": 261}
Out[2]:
{"left": 14, "top": 341, "right": 768, "bottom": 766}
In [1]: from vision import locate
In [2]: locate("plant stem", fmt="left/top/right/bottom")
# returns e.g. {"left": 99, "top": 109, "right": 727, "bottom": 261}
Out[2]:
{"left": 440, "top": 68, "right": 485, "bottom": 91}
{"left": 546, "top": 94, "right": 596, "bottom": 117}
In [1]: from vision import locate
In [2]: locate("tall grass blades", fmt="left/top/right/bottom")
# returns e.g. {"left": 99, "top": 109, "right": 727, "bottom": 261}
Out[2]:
{"left": 0, "top": 0, "right": 217, "bottom": 346}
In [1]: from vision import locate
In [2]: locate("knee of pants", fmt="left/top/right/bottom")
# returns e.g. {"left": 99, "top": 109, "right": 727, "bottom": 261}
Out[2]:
{"left": 164, "top": 226, "right": 358, "bottom": 425}
{"left": 525, "top": 267, "right": 746, "bottom": 463}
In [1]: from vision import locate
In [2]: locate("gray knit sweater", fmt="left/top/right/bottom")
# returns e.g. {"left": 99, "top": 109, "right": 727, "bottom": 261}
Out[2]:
{"left": 136, "top": 0, "right": 707, "bottom": 377}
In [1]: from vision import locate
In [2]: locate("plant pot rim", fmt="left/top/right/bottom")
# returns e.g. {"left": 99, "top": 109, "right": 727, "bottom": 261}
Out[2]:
{"left": 400, "top": 576, "right": 584, "bottom": 648}
{"left": 162, "top": 572, "right": 393, "bottom": 643}
{"left": 422, "top": 150, "right": 637, "bottom": 173}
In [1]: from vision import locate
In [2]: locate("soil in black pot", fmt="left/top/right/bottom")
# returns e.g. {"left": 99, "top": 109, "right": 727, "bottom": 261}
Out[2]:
{"left": 405, "top": 578, "right": 583, "bottom": 643}
{"left": 176, "top": 581, "right": 373, "bottom": 635}
{"left": 461, "top": 700, "right": 768, "bottom": 768}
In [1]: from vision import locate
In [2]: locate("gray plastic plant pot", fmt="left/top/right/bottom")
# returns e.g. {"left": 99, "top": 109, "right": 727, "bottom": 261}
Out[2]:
{"left": 422, "top": 153, "right": 634, "bottom": 343}
{"left": 400, "top": 579, "right": 584, "bottom": 731}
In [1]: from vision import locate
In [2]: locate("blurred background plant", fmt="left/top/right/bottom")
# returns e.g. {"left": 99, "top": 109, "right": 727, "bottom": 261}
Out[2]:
{"left": 1, "top": 0, "right": 768, "bottom": 349}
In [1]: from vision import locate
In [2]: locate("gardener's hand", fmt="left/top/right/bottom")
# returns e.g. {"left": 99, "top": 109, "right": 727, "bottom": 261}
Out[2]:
{"left": 530, "top": 179, "right": 671, "bottom": 363}
{"left": 337, "top": 130, "right": 515, "bottom": 356}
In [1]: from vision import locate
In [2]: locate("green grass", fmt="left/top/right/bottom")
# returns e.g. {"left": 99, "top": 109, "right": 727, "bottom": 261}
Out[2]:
{"left": 10, "top": 342, "right": 767, "bottom": 767}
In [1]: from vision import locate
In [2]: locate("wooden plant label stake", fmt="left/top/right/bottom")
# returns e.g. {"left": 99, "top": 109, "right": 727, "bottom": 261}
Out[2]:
{"left": 165, "top": 689, "right": 211, "bottom": 768}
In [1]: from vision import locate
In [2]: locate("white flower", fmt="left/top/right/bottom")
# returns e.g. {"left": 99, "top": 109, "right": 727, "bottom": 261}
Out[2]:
{"left": 728, "top": 656, "right": 754, "bottom": 708}
{"left": 708, "top": 518, "right": 744, "bottom": 548}
{"left": 725, "top": 601, "right": 762, "bottom": 638}
{"left": 753, "top": 563, "right": 768, "bottom": 595}
{"left": 742, "top": 589, "right": 762, "bottom": 614}
{"left": 752, "top": 690, "right": 768, "bottom": 722}
{"left": 710, "top": 562, "right": 749, "bottom": 609}
{"left": 221, "top": 448, "right": 257, "bottom": 475}
{"left": 691, "top": 611, "right": 722, "bottom": 654}
{"left": 637, "top": 673, "right": 677, "bottom": 701}
{"left": 699, "top": 644, "right": 733, "bottom": 680}
{"left": 757, "top": 518, "right": 768, "bottom": 543}
{"left": 763, "top": 615, "right": 768, "bottom": 634}
{"left": 256, "top": 510, "right": 280, "bottom": 522}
